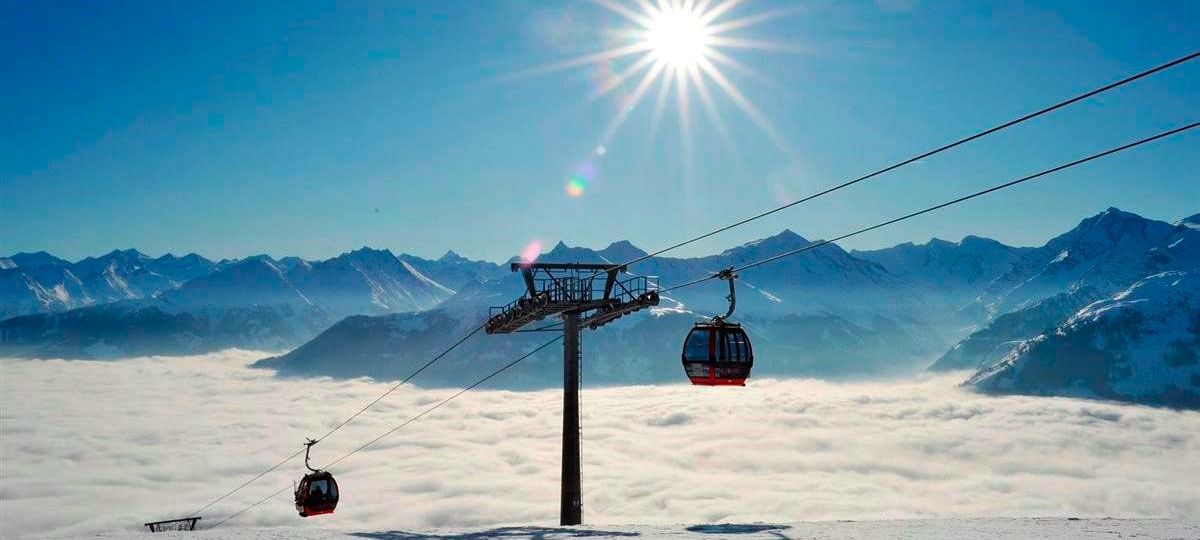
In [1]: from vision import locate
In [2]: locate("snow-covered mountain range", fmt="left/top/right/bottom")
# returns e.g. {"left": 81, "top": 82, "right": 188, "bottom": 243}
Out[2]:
{"left": 0, "top": 249, "right": 217, "bottom": 319}
{"left": 853, "top": 235, "right": 1033, "bottom": 318}
{"left": 257, "top": 208, "right": 1200, "bottom": 405}
{"left": 974, "top": 208, "right": 1198, "bottom": 319}
{"left": 968, "top": 270, "right": 1200, "bottom": 408}
{"left": 0, "top": 248, "right": 494, "bottom": 357}
{"left": 3, "top": 208, "right": 1197, "bottom": 407}
{"left": 916, "top": 209, "right": 1199, "bottom": 406}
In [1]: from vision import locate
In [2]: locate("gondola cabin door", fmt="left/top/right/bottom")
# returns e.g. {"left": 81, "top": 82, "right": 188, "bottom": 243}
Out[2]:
{"left": 682, "top": 323, "right": 753, "bottom": 385}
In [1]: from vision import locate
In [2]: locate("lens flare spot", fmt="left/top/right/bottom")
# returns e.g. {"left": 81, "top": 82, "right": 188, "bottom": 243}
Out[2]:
{"left": 577, "top": 161, "right": 597, "bottom": 180}
{"left": 565, "top": 177, "right": 587, "bottom": 198}
{"left": 521, "top": 240, "right": 542, "bottom": 263}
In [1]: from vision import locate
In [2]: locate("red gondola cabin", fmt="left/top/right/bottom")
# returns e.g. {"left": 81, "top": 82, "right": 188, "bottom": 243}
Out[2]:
{"left": 681, "top": 321, "right": 753, "bottom": 385}
{"left": 295, "top": 470, "right": 339, "bottom": 517}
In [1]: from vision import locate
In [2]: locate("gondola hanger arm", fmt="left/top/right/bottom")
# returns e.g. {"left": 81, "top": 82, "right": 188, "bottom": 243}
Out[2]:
{"left": 717, "top": 267, "right": 737, "bottom": 320}
{"left": 303, "top": 438, "right": 319, "bottom": 473}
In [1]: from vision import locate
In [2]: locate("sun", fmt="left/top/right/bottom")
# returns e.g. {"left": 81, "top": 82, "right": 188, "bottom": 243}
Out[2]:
{"left": 644, "top": 6, "right": 711, "bottom": 68}
{"left": 516, "top": 0, "right": 798, "bottom": 197}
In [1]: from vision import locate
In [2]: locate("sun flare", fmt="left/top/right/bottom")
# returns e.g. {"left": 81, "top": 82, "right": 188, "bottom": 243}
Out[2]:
{"left": 644, "top": 6, "right": 711, "bottom": 68}
{"left": 523, "top": 0, "right": 798, "bottom": 198}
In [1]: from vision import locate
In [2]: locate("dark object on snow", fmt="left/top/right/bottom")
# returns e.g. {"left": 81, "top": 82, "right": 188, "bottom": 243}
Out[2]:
{"left": 144, "top": 517, "right": 201, "bottom": 532}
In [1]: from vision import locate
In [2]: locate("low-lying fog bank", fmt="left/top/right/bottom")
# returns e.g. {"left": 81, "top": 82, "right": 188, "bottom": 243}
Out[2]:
{"left": 2, "top": 351, "right": 1198, "bottom": 538}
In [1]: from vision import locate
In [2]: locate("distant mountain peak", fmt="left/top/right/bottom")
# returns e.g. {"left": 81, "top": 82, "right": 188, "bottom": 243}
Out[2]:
{"left": 731, "top": 229, "right": 812, "bottom": 254}
{"left": 106, "top": 248, "right": 148, "bottom": 259}
{"left": 605, "top": 240, "right": 637, "bottom": 250}
{"left": 6, "top": 251, "right": 70, "bottom": 268}
{"left": 599, "top": 240, "right": 648, "bottom": 262}
{"left": 959, "top": 235, "right": 996, "bottom": 245}
{"left": 1091, "top": 206, "right": 1148, "bottom": 226}
{"left": 242, "top": 254, "right": 278, "bottom": 264}
{"left": 1177, "top": 213, "right": 1200, "bottom": 230}
{"left": 346, "top": 246, "right": 395, "bottom": 257}
{"left": 1049, "top": 207, "right": 1160, "bottom": 248}
{"left": 439, "top": 250, "right": 466, "bottom": 262}
{"left": 229, "top": 255, "right": 283, "bottom": 273}
{"left": 775, "top": 228, "right": 805, "bottom": 241}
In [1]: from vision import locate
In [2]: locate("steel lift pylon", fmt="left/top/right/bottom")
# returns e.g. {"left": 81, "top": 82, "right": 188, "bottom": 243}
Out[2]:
{"left": 485, "top": 262, "right": 659, "bottom": 525}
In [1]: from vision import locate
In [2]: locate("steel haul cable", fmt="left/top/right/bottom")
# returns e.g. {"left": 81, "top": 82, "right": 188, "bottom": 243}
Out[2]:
{"left": 589, "top": 51, "right": 1199, "bottom": 277}
{"left": 210, "top": 336, "right": 563, "bottom": 528}
{"left": 660, "top": 122, "right": 1199, "bottom": 294}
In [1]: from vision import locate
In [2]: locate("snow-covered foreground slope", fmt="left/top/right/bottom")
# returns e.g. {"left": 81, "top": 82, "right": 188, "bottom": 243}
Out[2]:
{"left": 38, "top": 519, "right": 1200, "bottom": 540}
{"left": 3, "top": 352, "right": 1199, "bottom": 538}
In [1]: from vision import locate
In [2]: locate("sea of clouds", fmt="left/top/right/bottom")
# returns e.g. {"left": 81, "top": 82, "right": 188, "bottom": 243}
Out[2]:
{"left": 2, "top": 350, "right": 1199, "bottom": 538}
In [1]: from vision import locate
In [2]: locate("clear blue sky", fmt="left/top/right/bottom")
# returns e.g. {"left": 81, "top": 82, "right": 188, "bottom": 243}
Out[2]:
{"left": 2, "top": 0, "right": 1197, "bottom": 263}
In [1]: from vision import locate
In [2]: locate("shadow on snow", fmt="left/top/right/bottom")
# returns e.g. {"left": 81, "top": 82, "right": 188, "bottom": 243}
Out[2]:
{"left": 350, "top": 526, "right": 640, "bottom": 540}
{"left": 350, "top": 524, "right": 794, "bottom": 540}
{"left": 686, "top": 524, "right": 793, "bottom": 538}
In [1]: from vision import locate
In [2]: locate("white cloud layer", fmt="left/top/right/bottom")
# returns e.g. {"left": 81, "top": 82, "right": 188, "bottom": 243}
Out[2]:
{"left": 2, "top": 351, "right": 1199, "bottom": 538}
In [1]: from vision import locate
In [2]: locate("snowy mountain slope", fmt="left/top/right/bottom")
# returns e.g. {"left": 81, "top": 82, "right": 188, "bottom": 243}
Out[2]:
{"left": 968, "top": 270, "right": 1200, "bottom": 408}
{"left": 0, "top": 251, "right": 460, "bottom": 358}
{"left": 0, "top": 258, "right": 334, "bottom": 358}
{"left": 853, "top": 235, "right": 1031, "bottom": 289}
{"left": 628, "top": 230, "right": 923, "bottom": 322}
{"left": 287, "top": 248, "right": 454, "bottom": 320}
{"left": 976, "top": 208, "right": 1199, "bottom": 318}
{"left": 147, "top": 252, "right": 221, "bottom": 283}
{"left": 398, "top": 251, "right": 509, "bottom": 293}
{"left": 928, "top": 287, "right": 1105, "bottom": 372}
{"left": 72, "top": 249, "right": 218, "bottom": 302}
{"left": 853, "top": 235, "right": 1032, "bottom": 318}
{"left": 0, "top": 264, "right": 89, "bottom": 317}
{"left": 3, "top": 251, "right": 70, "bottom": 268}
{"left": 157, "top": 257, "right": 317, "bottom": 312}
{"left": 0, "top": 250, "right": 218, "bottom": 319}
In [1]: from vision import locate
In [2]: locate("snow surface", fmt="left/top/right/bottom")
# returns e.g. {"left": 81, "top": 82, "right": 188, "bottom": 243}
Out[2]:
{"left": 34, "top": 519, "right": 1200, "bottom": 540}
